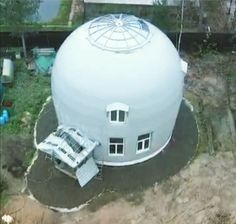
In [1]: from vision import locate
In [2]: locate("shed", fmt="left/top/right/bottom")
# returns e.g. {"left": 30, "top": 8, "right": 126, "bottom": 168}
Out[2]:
{"left": 33, "top": 48, "right": 56, "bottom": 75}
{"left": 1, "top": 59, "right": 14, "bottom": 84}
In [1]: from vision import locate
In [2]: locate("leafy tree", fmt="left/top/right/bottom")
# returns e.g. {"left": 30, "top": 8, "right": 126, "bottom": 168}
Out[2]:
{"left": 0, "top": 0, "right": 41, "bottom": 57}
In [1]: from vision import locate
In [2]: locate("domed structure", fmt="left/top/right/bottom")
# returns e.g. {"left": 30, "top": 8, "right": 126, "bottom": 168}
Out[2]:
{"left": 51, "top": 14, "right": 185, "bottom": 167}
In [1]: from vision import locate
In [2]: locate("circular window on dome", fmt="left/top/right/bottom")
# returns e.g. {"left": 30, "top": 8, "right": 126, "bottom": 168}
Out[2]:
{"left": 88, "top": 14, "right": 151, "bottom": 52}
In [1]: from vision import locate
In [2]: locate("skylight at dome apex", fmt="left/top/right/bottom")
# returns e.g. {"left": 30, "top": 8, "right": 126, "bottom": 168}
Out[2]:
{"left": 88, "top": 14, "right": 151, "bottom": 52}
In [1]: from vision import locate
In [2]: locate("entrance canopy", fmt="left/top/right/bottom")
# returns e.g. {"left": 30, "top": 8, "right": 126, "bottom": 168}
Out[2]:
{"left": 38, "top": 125, "right": 99, "bottom": 186}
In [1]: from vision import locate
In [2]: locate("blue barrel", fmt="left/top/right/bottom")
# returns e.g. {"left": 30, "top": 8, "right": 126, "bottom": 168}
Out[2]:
{"left": 2, "top": 113, "right": 9, "bottom": 123}
{"left": 0, "top": 116, "right": 5, "bottom": 125}
{"left": 2, "top": 110, "right": 9, "bottom": 119}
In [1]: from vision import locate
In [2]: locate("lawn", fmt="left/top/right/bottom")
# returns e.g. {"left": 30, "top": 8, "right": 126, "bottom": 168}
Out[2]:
{"left": 0, "top": 59, "right": 51, "bottom": 206}
{"left": 1, "top": 60, "right": 51, "bottom": 135}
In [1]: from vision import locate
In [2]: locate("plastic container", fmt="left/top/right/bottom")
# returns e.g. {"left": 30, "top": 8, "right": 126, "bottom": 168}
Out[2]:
{"left": 0, "top": 116, "right": 5, "bottom": 125}
{"left": 2, "top": 112, "right": 9, "bottom": 123}
{"left": 2, "top": 109, "right": 8, "bottom": 116}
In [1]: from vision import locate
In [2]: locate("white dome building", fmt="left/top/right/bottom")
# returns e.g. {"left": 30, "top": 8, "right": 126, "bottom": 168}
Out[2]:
{"left": 51, "top": 14, "right": 186, "bottom": 166}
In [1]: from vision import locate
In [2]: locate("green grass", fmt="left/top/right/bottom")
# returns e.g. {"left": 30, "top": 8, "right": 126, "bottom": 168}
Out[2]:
{"left": 203, "top": 0, "right": 220, "bottom": 11}
{"left": 182, "top": 1, "right": 199, "bottom": 31}
{"left": 152, "top": 5, "right": 180, "bottom": 31}
{"left": 228, "top": 66, "right": 236, "bottom": 81}
{"left": 184, "top": 92, "right": 210, "bottom": 155}
{"left": 1, "top": 60, "right": 51, "bottom": 135}
{"left": 23, "top": 148, "right": 37, "bottom": 167}
{"left": 0, "top": 178, "right": 8, "bottom": 206}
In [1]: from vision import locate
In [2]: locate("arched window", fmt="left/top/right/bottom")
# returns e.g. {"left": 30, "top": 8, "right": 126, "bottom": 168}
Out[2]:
{"left": 106, "top": 102, "right": 129, "bottom": 123}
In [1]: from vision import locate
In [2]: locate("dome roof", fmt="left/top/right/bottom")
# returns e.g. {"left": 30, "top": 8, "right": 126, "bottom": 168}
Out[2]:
{"left": 88, "top": 14, "right": 151, "bottom": 52}
{"left": 52, "top": 14, "right": 183, "bottom": 101}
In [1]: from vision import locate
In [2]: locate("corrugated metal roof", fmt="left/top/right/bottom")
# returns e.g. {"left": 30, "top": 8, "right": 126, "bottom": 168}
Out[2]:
{"left": 84, "top": 0, "right": 154, "bottom": 5}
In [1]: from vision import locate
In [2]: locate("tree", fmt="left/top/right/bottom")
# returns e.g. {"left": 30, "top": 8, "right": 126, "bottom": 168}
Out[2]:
{"left": 0, "top": 0, "right": 41, "bottom": 57}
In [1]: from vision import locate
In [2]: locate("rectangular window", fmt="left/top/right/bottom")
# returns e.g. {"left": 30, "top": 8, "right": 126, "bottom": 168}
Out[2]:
{"left": 110, "top": 110, "right": 125, "bottom": 123}
{"left": 109, "top": 138, "right": 124, "bottom": 155}
{"left": 137, "top": 133, "right": 151, "bottom": 153}
{"left": 119, "top": 110, "right": 125, "bottom": 122}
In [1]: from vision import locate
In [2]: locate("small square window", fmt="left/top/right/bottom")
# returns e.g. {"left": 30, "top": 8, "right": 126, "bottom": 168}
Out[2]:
{"left": 109, "top": 110, "right": 126, "bottom": 123}
{"left": 109, "top": 138, "right": 124, "bottom": 155}
{"left": 137, "top": 133, "right": 151, "bottom": 153}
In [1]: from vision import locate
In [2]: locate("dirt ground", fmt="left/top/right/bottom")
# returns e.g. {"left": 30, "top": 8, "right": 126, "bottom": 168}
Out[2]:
{"left": 2, "top": 151, "right": 236, "bottom": 224}
{"left": 1, "top": 52, "right": 236, "bottom": 224}
{"left": 64, "top": 152, "right": 236, "bottom": 224}
{"left": 0, "top": 136, "right": 32, "bottom": 198}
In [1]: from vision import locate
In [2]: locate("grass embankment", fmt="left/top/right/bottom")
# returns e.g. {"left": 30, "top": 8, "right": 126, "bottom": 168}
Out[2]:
{"left": 45, "top": 0, "right": 82, "bottom": 27}
{"left": 47, "top": 0, "right": 72, "bottom": 25}
{"left": 0, "top": 0, "right": 82, "bottom": 32}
